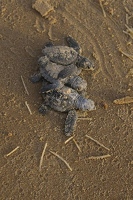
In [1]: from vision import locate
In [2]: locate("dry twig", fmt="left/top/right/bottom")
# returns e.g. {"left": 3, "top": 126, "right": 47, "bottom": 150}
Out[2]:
{"left": 5, "top": 146, "right": 20, "bottom": 157}
{"left": 85, "top": 135, "right": 110, "bottom": 151}
{"left": 25, "top": 101, "right": 32, "bottom": 115}
{"left": 78, "top": 117, "right": 92, "bottom": 120}
{"left": 64, "top": 136, "right": 74, "bottom": 144}
{"left": 88, "top": 154, "right": 111, "bottom": 160}
{"left": 113, "top": 96, "right": 133, "bottom": 105}
{"left": 124, "top": 24, "right": 133, "bottom": 39}
{"left": 21, "top": 75, "right": 29, "bottom": 95}
{"left": 124, "top": 4, "right": 133, "bottom": 17}
{"left": 73, "top": 139, "right": 82, "bottom": 152}
{"left": 119, "top": 49, "right": 133, "bottom": 61}
{"left": 49, "top": 150, "right": 72, "bottom": 171}
{"left": 126, "top": 13, "right": 129, "bottom": 25}
{"left": 99, "top": 0, "right": 106, "bottom": 17}
{"left": 39, "top": 142, "right": 48, "bottom": 171}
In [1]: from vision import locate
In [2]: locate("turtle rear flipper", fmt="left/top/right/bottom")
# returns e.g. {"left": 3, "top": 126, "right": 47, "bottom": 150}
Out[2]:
{"left": 66, "top": 75, "right": 87, "bottom": 92}
{"left": 41, "top": 83, "right": 58, "bottom": 93}
{"left": 44, "top": 42, "right": 54, "bottom": 47}
{"left": 41, "top": 81, "right": 63, "bottom": 93}
{"left": 66, "top": 36, "right": 81, "bottom": 53}
{"left": 65, "top": 110, "right": 77, "bottom": 136}
{"left": 58, "top": 64, "right": 77, "bottom": 79}
{"left": 39, "top": 104, "right": 51, "bottom": 115}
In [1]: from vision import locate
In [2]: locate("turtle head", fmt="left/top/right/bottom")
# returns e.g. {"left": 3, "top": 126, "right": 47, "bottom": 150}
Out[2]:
{"left": 78, "top": 56, "right": 94, "bottom": 70}
{"left": 75, "top": 95, "right": 96, "bottom": 111}
{"left": 82, "top": 99, "right": 96, "bottom": 111}
{"left": 38, "top": 56, "right": 49, "bottom": 66}
{"left": 76, "top": 96, "right": 96, "bottom": 111}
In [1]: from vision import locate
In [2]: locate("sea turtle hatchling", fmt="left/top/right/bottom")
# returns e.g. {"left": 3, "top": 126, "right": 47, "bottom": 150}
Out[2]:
{"left": 31, "top": 56, "right": 87, "bottom": 93}
{"left": 31, "top": 36, "right": 94, "bottom": 92}
{"left": 39, "top": 86, "right": 96, "bottom": 136}
{"left": 42, "top": 36, "right": 94, "bottom": 68}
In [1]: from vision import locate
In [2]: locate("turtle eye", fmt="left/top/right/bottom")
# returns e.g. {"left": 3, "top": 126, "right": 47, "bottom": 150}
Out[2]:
{"left": 77, "top": 86, "right": 81, "bottom": 91}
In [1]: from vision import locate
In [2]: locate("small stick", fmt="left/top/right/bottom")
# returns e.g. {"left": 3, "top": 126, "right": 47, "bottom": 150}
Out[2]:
{"left": 99, "top": 0, "right": 106, "bottom": 17}
{"left": 21, "top": 75, "right": 29, "bottom": 95}
{"left": 119, "top": 49, "right": 133, "bottom": 61}
{"left": 5, "top": 146, "right": 20, "bottom": 157}
{"left": 73, "top": 139, "right": 81, "bottom": 152}
{"left": 78, "top": 117, "right": 92, "bottom": 120}
{"left": 88, "top": 154, "right": 111, "bottom": 160}
{"left": 113, "top": 96, "right": 133, "bottom": 105}
{"left": 49, "top": 150, "right": 72, "bottom": 171}
{"left": 123, "top": 30, "right": 129, "bottom": 35}
{"left": 124, "top": 6, "right": 133, "bottom": 17}
{"left": 85, "top": 135, "right": 110, "bottom": 151}
{"left": 39, "top": 142, "right": 48, "bottom": 171}
{"left": 128, "top": 15, "right": 133, "bottom": 20}
{"left": 64, "top": 136, "right": 74, "bottom": 144}
{"left": 126, "top": 13, "right": 129, "bottom": 25}
{"left": 25, "top": 101, "right": 32, "bottom": 115}
{"left": 124, "top": 24, "right": 133, "bottom": 39}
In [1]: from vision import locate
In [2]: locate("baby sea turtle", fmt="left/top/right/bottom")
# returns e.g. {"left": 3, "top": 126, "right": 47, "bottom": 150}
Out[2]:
{"left": 31, "top": 36, "right": 94, "bottom": 92}
{"left": 31, "top": 56, "right": 87, "bottom": 92}
{"left": 42, "top": 36, "right": 94, "bottom": 68}
{"left": 39, "top": 86, "right": 96, "bottom": 136}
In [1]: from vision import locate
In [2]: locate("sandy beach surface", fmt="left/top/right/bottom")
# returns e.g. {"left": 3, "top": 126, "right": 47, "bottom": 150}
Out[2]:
{"left": 0, "top": 0, "right": 133, "bottom": 199}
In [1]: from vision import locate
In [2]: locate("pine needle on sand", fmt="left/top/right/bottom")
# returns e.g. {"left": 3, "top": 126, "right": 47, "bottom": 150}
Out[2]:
{"left": 21, "top": 75, "right": 29, "bottom": 95}
{"left": 119, "top": 49, "right": 133, "bottom": 61}
{"left": 99, "top": 0, "right": 106, "bottom": 17}
{"left": 123, "top": 24, "right": 133, "bottom": 39}
{"left": 113, "top": 96, "right": 133, "bottom": 105}
{"left": 73, "top": 139, "right": 82, "bottom": 152}
{"left": 88, "top": 154, "right": 111, "bottom": 160}
{"left": 85, "top": 135, "right": 110, "bottom": 151}
{"left": 49, "top": 150, "right": 72, "bottom": 171}
{"left": 25, "top": 101, "right": 32, "bottom": 115}
{"left": 64, "top": 136, "right": 75, "bottom": 144}
{"left": 5, "top": 146, "right": 20, "bottom": 157}
{"left": 39, "top": 142, "right": 48, "bottom": 171}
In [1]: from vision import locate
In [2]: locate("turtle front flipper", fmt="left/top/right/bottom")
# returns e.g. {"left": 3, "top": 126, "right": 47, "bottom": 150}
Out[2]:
{"left": 44, "top": 42, "right": 54, "bottom": 47}
{"left": 65, "top": 110, "right": 77, "bottom": 136}
{"left": 38, "top": 56, "right": 49, "bottom": 67}
{"left": 66, "top": 36, "right": 81, "bottom": 53}
{"left": 30, "top": 72, "right": 42, "bottom": 83}
{"left": 58, "top": 64, "right": 77, "bottom": 79}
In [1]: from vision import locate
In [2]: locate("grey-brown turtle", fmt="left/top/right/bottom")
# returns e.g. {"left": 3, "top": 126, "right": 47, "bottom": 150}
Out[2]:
{"left": 42, "top": 36, "right": 94, "bottom": 69}
{"left": 39, "top": 86, "right": 96, "bottom": 136}
{"left": 31, "top": 36, "right": 94, "bottom": 92}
